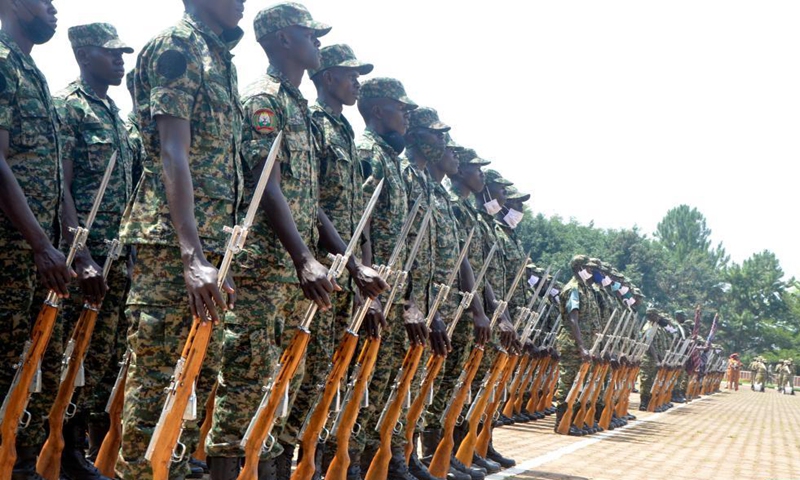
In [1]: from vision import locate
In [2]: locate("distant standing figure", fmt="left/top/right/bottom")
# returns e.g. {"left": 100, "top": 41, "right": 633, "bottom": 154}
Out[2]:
{"left": 726, "top": 353, "right": 742, "bottom": 391}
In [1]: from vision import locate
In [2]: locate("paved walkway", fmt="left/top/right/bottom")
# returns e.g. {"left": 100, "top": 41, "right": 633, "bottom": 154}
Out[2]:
{"left": 490, "top": 388, "right": 800, "bottom": 480}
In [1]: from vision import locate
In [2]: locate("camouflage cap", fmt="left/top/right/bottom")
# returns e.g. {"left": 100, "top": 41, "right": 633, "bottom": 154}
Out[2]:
{"left": 359, "top": 77, "right": 417, "bottom": 108}
{"left": 408, "top": 107, "right": 450, "bottom": 132}
{"left": 254, "top": 2, "right": 331, "bottom": 41}
{"left": 308, "top": 44, "right": 373, "bottom": 78}
{"left": 484, "top": 169, "right": 513, "bottom": 186}
{"left": 68, "top": 23, "right": 133, "bottom": 53}
{"left": 632, "top": 287, "right": 643, "bottom": 297}
{"left": 571, "top": 254, "right": 590, "bottom": 271}
{"left": 445, "top": 133, "right": 463, "bottom": 149}
{"left": 506, "top": 185, "right": 531, "bottom": 203}
{"left": 586, "top": 257, "right": 603, "bottom": 269}
{"left": 455, "top": 147, "right": 490, "bottom": 167}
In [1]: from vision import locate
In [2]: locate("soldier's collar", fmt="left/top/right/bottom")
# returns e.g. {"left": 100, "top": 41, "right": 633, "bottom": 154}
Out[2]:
{"left": 364, "top": 128, "right": 396, "bottom": 157}
{"left": 314, "top": 99, "right": 354, "bottom": 136}
{"left": 76, "top": 77, "right": 119, "bottom": 113}
{"left": 183, "top": 13, "right": 244, "bottom": 52}
{"left": 267, "top": 65, "right": 306, "bottom": 102}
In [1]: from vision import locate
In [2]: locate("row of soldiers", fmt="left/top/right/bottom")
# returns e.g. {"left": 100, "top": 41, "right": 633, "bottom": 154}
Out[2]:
{"left": 750, "top": 358, "right": 797, "bottom": 394}
{"left": 0, "top": 2, "right": 731, "bottom": 480}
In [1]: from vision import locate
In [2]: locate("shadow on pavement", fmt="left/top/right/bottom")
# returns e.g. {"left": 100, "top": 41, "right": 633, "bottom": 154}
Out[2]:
{"left": 515, "top": 471, "right": 590, "bottom": 480}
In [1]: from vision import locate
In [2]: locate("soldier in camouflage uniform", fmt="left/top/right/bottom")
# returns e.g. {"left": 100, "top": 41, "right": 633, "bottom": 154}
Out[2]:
{"left": 0, "top": 2, "right": 69, "bottom": 477}
{"left": 54, "top": 23, "right": 134, "bottom": 479}
{"left": 749, "top": 356, "right": 767, "bottom": 392}
{"left": 355, "top": 77, "right": 426, "bottom": 480}
{"left": 671, "top": 311, "right": 690, "bottom": 402}
{"left": 496, "top": 186, "right": 530, "bottom": 317}
{"left": 125, "top": 69, "right": 145, "bottom": 186}
{"left": 118, "top": 2, "right": 246, "bottom": 478}
{"left": 556, "top": 255, "right": 602, "bottom": 436}
{"left": 207, "top": 6, "right": 386, "bottom": 479}
{"left": 639, "top": 309, "right": 671, "bottom": 411}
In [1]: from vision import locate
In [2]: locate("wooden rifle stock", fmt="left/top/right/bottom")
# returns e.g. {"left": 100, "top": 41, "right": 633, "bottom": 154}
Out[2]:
{"left": 403, "top": 354, "right": 444, "bottom": 463}
{"left": 524, "top": 357, "right": 548, "bottom": 413}
{"left": 427, "top": 348, "right": 482, "bottom": 479}
{"left": 647, "top": 368, "right": 665, "bottom": 412}
{"left": 364, "top": 344, "right": 425, "bottom": 480}
{"left": 94, "top": 351, "right": 131, "bottom": 477}
{"left": 501, "top": 353, "right": 527, "bottom": 418}
{"left": 325, "top": 337, "right": 381, "bottom": 480}
{"left": 292, "top": 332, "right": 359, "bottom": 480}
{"left": 454, "top": 350, "right": 507, "bottom": 467}
{"left": 238, "top": 328, "right": 310, "bottom": 480}
{"left": 541, "top": 360, "right": 559, "bottom": 411}
{"left": 580, "top": 363, "right": 609, "bottom": 430}
{"left": 0, "top": 301, "right": 60, "bottom": 478}
{"left": 148, "top": 318, "right": 212, "bottom": 480}
{"left": 511, "top": 353, "right": 535, "bottom": 415}
{"left": 556, "top": 361, "right": 590, "bottom": 435}
{"left": 37, "top": 305, "right": 101, "bottom": 480}
{"left": 598, "top": 366, "right": 620, "bottom": 430}
{"left": 193, "top": 381, "right": 217, "bottom": 463}
{"left": 476, "top": 351, "right": 517, "bottom": 457}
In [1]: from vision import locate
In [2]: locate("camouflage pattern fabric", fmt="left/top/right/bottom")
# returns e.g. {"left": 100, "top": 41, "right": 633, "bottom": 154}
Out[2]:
{"left": 118, "top": 13, "right": 243, "bottom": 479}
{"left": 358, "top": 77, "right": 417, "bottom": 107}
{"left": 120, "top": 13, "right": 243, "bottom": 256}
{"left": 639, "top": 324, "right": 669, "bottom": 401}
{"left": 235, "top": 65, "right": 318, "bottom": 282}
{"left": 401, "top": 158, "right": 433, "bottom": 309}
{"left": 556, "top": 277, "right": 601, "bottom": 404}
{"left": 308, "top": 43, "right": 373, "bottom": 78}
{"left": 253, "top": 2, "right": 331, "bottom": 41}
{"left": 0, "top": 31, "right": 62, "bottom": 449}
{"left": 495, "top": 223, "right": 529, "bottom": 317}
{"left": 67, "top": 22, "right": 133, "bottom": 52}
{"left": 119, "top": 246, "right": 224, "bottom": 480}
{"left": 55, "top": 77, "right": 134, "bottom": 423}
{"left": 126, "top": 111, "right": 145, "bottom": 192}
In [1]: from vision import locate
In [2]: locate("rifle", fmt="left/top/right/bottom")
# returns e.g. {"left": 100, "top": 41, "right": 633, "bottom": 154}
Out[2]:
{"left": 453, "top": 254, "right": 530, "bottom": 467}
{"left": 647, "top": 334, "right": 679, "bottom": 413}
{"left": 237, "top": 177, "right": 383, "bottom": 480}
{"left": 410, "top": 242, "right": 497, "bottom": 478}
{"left": 365, "top": 227, "right": 473, "bottom": 480}
{"left": 94, "top": 349, "right": 131, "bottom": 477}
{"left": 501, "top": 268, "right": 554, "bottom": 419}
{"left": 325, "top": 199, "right": 429, "bottom": 480}
{"left": 0, "top": 152, "right": 118, "bottom": 478}
{"left": 144, "top": 133, "right": 282, "bottom": 480}
{"left": 525, "top": 303, "right": 562, "bottom": 415}
{"left": 616, "top": 319, "right": 657, "bottom": 418}
{"left": 534, "top": 316, "right": 563, "bottom": 414}
{"left": 555, "top": 306, "right": 615, "bottom": 435}
{"left": 192, "top": 381, "right": 217, "bottom": 463}
{"left": 598, "top": 309, "right": 638, "bottom": 430}
{"left": 38, "top": 238, "right": 124, "bottom": 480}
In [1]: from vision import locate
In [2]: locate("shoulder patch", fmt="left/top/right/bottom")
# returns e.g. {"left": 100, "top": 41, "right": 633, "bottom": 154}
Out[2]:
{"left": 252, "top": 108, "right": 277, "bottom": 134}
{"left": 156, "top": 50, "right": 188, "bottom": 80}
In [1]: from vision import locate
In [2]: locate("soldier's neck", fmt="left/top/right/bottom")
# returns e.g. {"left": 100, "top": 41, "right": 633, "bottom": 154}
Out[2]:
{"left": 1, "top": 25, "right": 34, "bottom": 55}
{"left": 317, "top": 91, "right": 343, "bottom": 115}
{"left": 81, "top": 73, "right": 109, "bottom": 99}
{"left": 427, "top": 163, "right": 445, "bottom": 183}
{"left": 450, "top": 180, "right": 471, "bottom": 200}
{"left": 269, "top": 58, "right": 304, "bottom": 89}
{"left": 406, "top": 147, "right": 427, "bottom": 170}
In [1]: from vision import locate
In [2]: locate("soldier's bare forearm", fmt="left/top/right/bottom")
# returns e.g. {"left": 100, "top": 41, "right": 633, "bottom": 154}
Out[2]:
{"left": 317, "top": 207, "right": 357, "bottom": 272}
{"left": 157, "top": 116, "right": 206, "bottom": 261}
{"left": 263, "top": 165, "right": 314, "bottom": 267}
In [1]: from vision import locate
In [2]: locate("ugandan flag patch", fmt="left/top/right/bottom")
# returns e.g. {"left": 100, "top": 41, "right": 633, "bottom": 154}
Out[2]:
{"left": 253, "top": 108, "right": 276, "bottom": 134}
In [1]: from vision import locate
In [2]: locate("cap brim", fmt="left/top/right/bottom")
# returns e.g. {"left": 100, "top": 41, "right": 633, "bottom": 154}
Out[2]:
{"left": 303, "top": 20, "right": 332, "bottom": 37}
{"left": 427, "top": 120, "right": 451, "bottom": 132}
{"left": 102, "top": 40, "right": 134, "bottom": 53}
{"left": 508, "top": 193, "right": 531, "bottom": 202}
{"left": 399, "top": 95, "right": 418, "bottom": 109}
{"left": 340, "top": 59, "right": 374, "bottom": 75}
{"left": 489, "top": 179, "right": 514, "bottom": 186}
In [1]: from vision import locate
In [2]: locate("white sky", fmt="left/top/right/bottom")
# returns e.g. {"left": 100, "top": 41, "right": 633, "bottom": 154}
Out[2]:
{"left": 31, "top": 0, "right": 800, "bottom": 280}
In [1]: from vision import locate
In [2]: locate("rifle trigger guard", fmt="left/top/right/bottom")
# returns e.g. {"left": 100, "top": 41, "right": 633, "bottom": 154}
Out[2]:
{"left": 19, "top": 410, "right": 31, "bottom": 429}
{"left": 393, "top": 421, "right": 402, "bottom": 434}
{"left": 455, "top": 415, "right": 465, "bottom": 426}
{"left": 319, "top": 426, "right": 330, "bottom": 443}
{"left": 262, "top": 434, "right": 276, "bottom": 454}
{"left": 351, "top": 422, "right": 362, "bottom": 436}
{"left": 65, "top": 402, "right": 77, "bottom": 419}
{"left": 171, "top": 441, "right": 187, "bottom": 463}
{"left": 480, "top": 413, "right": 488, "bottom": 424}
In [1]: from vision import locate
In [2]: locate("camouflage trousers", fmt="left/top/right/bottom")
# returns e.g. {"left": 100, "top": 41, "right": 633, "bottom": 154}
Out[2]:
{"left": 676, "top": 370, "right": 688, "bottom": 395}
{"left": 423, "top": 309, "right": 473, "bottom": 431}
{"left": 0, "top": 242, "right": 64, "bottom": 449}
{"left": 639, "top": 354, "right": 658, "bottom": 401}
{"left": 753, "top": 369, "right": 766, "bottom": 385}
{"left": 555, "top": 331, "right": 582, "bottom": 405}
{"left": 118, "top": 245, "right": 223, "bottom": 480}
{"left": 61, "top": 255, "right": 129, "bottom": 426}
{"left": 351, "top": 302, "right": 407, "bottom": 453}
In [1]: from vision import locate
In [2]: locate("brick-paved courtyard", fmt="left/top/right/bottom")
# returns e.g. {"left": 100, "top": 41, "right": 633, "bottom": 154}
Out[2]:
{"left": 490, "top": 388, "right": 800, "bottom": 480}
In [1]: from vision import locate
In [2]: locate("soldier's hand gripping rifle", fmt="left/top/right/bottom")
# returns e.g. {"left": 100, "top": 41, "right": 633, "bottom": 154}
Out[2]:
{"left": 291, "top": 197, "right": 425, "bottom": 480}
{"left": 423, "top": 243, "right": 497, "bottom": 478}
{"left": 38, "top": 238, "right": 124, "bottom": 480}
{"left": 0, "top": 152, "right": 118, "bottom": 478}
{"left": 366, "top": 227, "right": 474, "bottom": 480}
{"left": 142, "top": 132, "right": 282, "bottom": 480}
{"left": 325, "top": 200, "right": 429, "bottom": 480}
{"left": 237, "top": 177, "right": 383, "bottom": 480}
{"left": 555, "top": 307, "right": 616, "bottom": 435}
{"left": 454, "top": 254, "right": 530, "bottom": 467}
{"left": 94, "top": 348, "right": 131, "bottom": 477}
{"left": 501, "top": 268, "right": 554, "bottom": 418}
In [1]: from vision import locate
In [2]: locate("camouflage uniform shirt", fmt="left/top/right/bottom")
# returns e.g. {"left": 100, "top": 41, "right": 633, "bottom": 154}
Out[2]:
{"left": 0, "top": 31, "right": 61, "bottom": 246}
{"left": 429, "top": 180, "right": 460, "bottom": 297}
{"left": 238, "top": 65, "right": 318, "bottom": 282}
{"left": 120, "top": 13, "right": 243, "bottom": 255}
{"left": 126, "top": 111, "right": 145, "bottom": 188}
{"left": 401, "top": 158, "right": 432, "bottom": 307}
{"left": 560, "top": 277, "right": 602, "bottom": 341}
{"left": 449, "top": 188, "right": 496, "bottom": 304}
{"left": 495, "top": 223, "right": 528, "bottom": 316}
{"left": 311, "top": 100, "right": 362, "bottom": 291}
{"left": 55, "top": 78, "right": 133, "bottom": 250}
{"left": 361, "top": 129, "right": 408, "bottom": 294}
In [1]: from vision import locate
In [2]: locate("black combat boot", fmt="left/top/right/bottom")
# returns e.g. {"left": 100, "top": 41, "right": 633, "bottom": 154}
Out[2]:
{"left": 638, "top": 395, "right": 650, "bottom": 411}
{"left": 387, "top": 446, "right": 417, "bottom": 480}
{"left": 85, "top": 416, "right": 109, "bottom": 463}
{"left": 188, "top": 457, "right": 208, "bottom": 478}
{"left": 61, "top": 416, "right": 113, "bottom": 480}
{"left": 471, "top": 453, "right": 500, "bottom": 474}
{"left": 449, "top": 455, "right": 485, "bottom": 480}
{"left": 409, "top": 432, "right": 444, "bottom": 480}
{"left": 275, "top": 443, "right": 295, "bottom": 480}
{"left": 421, "top": 429, "right": 441, "bottom": 458}
{"left": 485, "top": 440, "right": 515, "bottom": 469}
{"left": 12, "top": 445, "right": 46, "bottom": 480}
{"left": 346, "top": 450, "right": 363, "bottom": 480}
{"left": 208, "top": 456, "right": 241, "bottom": 480}
{"left": 258, "top": 457, "right": 277, "bottom": 480}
